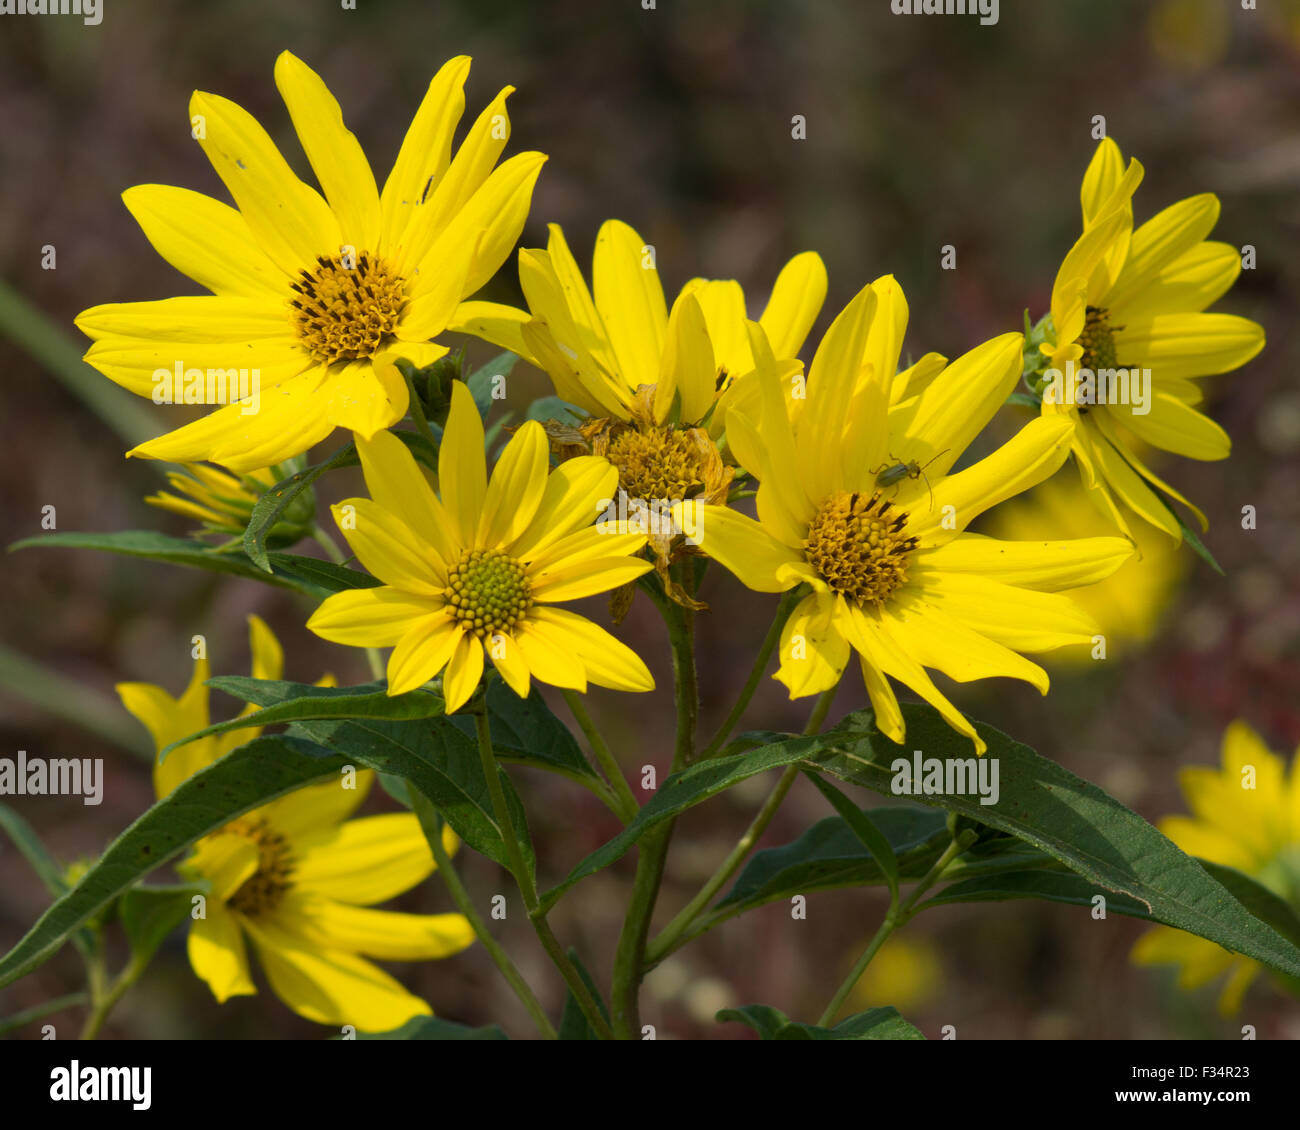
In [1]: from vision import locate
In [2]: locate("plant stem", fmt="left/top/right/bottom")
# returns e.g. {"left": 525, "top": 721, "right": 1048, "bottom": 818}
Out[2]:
{"left": 700, "top": 590, "right": 798, "bottom": 759}
{"left": 561, "top": 689, "right": 639, "bottom": 823}
{"left": 645, "top": 682, "right": 839, "bottom": 966}
{"left": 816, "top": 829, "right": 978, "bottom": 1027}
{"left": 0, "top": 993, "right": 88, "bottom": 1037}
{"left": 80, "top": 956, "right": 145, "bottom": 1040}
{"left": 413, "top": 795, "right": 556, "bottom": 1039}
{"left": 402, "top": 370, "right": 441, "bottom": 452}
{"left": 472, "top": 706, "right": 614, "bottom": 1039}
{"left": 610, "top": 579, "right": 698, "bottom": 1038}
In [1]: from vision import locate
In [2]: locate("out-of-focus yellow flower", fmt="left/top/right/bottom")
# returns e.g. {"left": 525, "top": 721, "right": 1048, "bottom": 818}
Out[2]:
{"left": 1147, "top": 0, "right": 1230, "bottom": 71}
{"left": 1034, "top": 138, "right": 1263, "bottom": 543}
{"left": 984, "top": 473, "right": 1186, "bottom": 664}
{"left": 145, "top": 462, "right": 312, "bottom": 545}
{"left": 117, "top": 616, "right": 473, "bottom": 1030}
{"left": 849, "top": 935, "right": 943, "bottom": 1012}
{"left": 1132, "top": 722, "right": 1300, "bottom": 1015}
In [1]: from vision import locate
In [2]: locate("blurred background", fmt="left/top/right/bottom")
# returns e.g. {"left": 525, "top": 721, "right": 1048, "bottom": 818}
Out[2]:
{"left": 1, "top": 0, "right": 1298, "bottom": 1039}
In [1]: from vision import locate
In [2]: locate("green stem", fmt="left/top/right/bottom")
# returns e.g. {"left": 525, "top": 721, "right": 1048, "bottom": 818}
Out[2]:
{"left": 402, "top": 369, "right": 441, "bottom": 452}
{"left": 816, "top": 829, "right": 978, "bottom": 1027}
{"left": 80, "top": 955, "right": 146, "bottom": 1040}
{"left": 701, "top": 591, "right": 799, "bottom": 759}
{"left": 646, "top": 682, "right": 839, "bottom": 966}
{"left": 0, "top": 993, "right": 89, "bottom": 1037}
{"left": 561, "top": 689, "right": 639, "bottom": 823}
{"left": 413, "top": 795, "right": 556, "bottom": 1039}
{"left": 472, "top": 706, "right": 613, "bottom": 1040}
{"left": 610, "top": 578, "right": 701, "bottom": 1037}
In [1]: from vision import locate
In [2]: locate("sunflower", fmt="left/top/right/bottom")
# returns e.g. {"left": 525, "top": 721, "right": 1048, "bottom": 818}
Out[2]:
{"left": 689, "top": 277, "right": 1135, "bottom": 753}
{"left": 145, "top": 461, "right": 312, "bottom": 544}
{"left": 1133, "top": 722, "right": 1300, "bottom": 1015}
{"left": 117, "top": 615, "right": 473, "bottom": 1031}
{"left": 307, "top": 381, "right": 656, "bottom": 711}
{"left": 1032, "top": 137, "right": 1264, "bottom": 541}
{"left": 982, "top": 472, "right": 1186, "bottom": 665}
{"left": 450, "top": 220, "right": 827, "bottom": 592}
{"left": 76, "top": 52, "right": 545, "bottom": 472}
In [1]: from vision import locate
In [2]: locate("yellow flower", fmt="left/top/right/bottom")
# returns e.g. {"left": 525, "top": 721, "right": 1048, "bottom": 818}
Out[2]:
{"left": 454, "top": 219, "right": 826, "bottom": 440}
{"left": 690, "top": 277, "right": 1135, "bottom": 753}
{"left": 983, "top": 473, "right": 1186, "bottom": 665}
{"left": 1133, "top": 722, "right": 1300, "bottom": 1015}
{"left": 117, "top": 615, "right": 474, "bottom": 1031}
{"left": 76, "top": 52, "right": 546, "bottom": 472}
{"left": 145, "top": 462, "right": 311, "bottom": 543}
{"left": 453, "top": 219, "right": 826, "bottom": 599}
{"left": 1036, "top": 138, "right": 1264, "bottom": 542}
{"left": 307, "top": 382, "right": 656, "bottom": 711}
{"left": 849, "top": 935, "right": 943, "bottom": 1012}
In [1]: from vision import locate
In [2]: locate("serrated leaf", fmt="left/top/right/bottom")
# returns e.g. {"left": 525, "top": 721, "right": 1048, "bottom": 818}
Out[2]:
{"left": 244, "top": 443, "right": 357, "bottom": 572}
{"left": 803, "top": 772, "right": 900, "bottom": 904}
{"left": 264, "top": 552, "right": 381, "bottom": 592}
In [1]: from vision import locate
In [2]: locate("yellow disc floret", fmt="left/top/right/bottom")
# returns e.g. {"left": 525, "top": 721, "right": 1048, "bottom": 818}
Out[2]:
{"left": 445, "top": 548, "right": 533, "bottom": 639}
{"left": 289, "top": 252, "right": 407, "bottom": 365}
{"left": 606, "top": 426, "right": 707, "bottom": 502}
{"left": 804, "top": 491, "right": 918, "bottom": 607}
{"left": 225, "top": 817, "right": 295, "bottom": 917}
{"left": 1078, "top": 305, "right": 1121, "bottom": 371}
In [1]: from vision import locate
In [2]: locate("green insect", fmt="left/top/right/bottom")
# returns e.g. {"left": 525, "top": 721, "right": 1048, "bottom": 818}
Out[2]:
{"left": 870, "top": 450, "right": 948, "bottom": 509}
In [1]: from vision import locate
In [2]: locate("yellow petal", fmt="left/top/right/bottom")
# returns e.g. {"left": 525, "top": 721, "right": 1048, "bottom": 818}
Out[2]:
{"left": 593, "top": 219, "right": 667, "bottom": 391}
{"left": 514, "top": 618, "right": 589, "bottom": 692}
{"left": 684, "top": 504, "right": 802, "bottom": 593}
{"left": 190, "top": 89, "right": 341, "bottom": 277}
{"left": 447, "top": 300, "right": 534, "bottom": 361}
{"left": 76, "top": 296, "right": 292, "bottom": 343}
{"left": 442, "top": 631, "right": 484, "bottom": 713}
{"left": 274, "top": 52, "right": 381, "bottom": 251}
{"left": 529, "top": 556, "right": 653, "bottom": 602}
{"left": 242, "top": 917, "right": 431, "bottom": 1030}
{"left": 331, "top": 498, "right": 443, "bottom": 595}
{"left": 655, "top": 291, "right": 716, "bottom": 425}
{"left": 1113, "top": 393, "right": 1230, "bottom": 461}
{"left": 386, "top": 613, "right": 463, "bottom": 696}
{"left": 261, "top": 771, "right": 373, "bottom": 839}
{"left": 279, "top": 894, "right": 475, "bottom": 960}
{"left": 187, "top": 900, "right": 256, "bottom": 1003}
{"left": 479, "top": 419, "right": 549, "bottom": 547}
{"left": 774, "top": 591, "right": 849, "bottom": 697}
{"left": 355, "top": 428, "right": 460, "bottom": 564}
{"left": 511, "top": 456, "right": 620, "bottom": 559}
{"left": 486, "top": 630, "right": 531, "bottom": 699}
{"left": 1110, "top": 240, "right": 1241, "bottom": 321}
{"left": 759, "top": 251, "right": 827, "bottom": 359}
{"left": 308, "top": 588, "right": 444, "bottom": 648}
{"left": 1114, "top": 312, "right": 1264, "bottom": 381}
{"left": 529, "top": 605, "right": 653, "bottom": 692}
{"left": 1080, "top": 137, "right": 1126, "bottom": 225}
{"left": 917, "top": 533, "right": 1135, "bottom": 592}
{"left": 438, "top": 382, "right": 487, "bottom": 546}
{"left": 1110, "top": 193, "right": 1220, "bottom": 303}
{"left": 122, "top": 185, "right": 285, "bottom": 299}
{"left": 292, "top": 813, "right": 453, "bottom": 904}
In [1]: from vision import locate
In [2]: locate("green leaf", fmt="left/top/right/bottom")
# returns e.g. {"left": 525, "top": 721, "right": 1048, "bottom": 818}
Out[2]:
{"left": 9, "top": 531, "right": 308, "bottom": 591}
{"left": 0, "top": 734, "right": 345, "bottom": 989}
{"left": 1167, "top": 500, "right": 1224, "bottom": 576}
{"left": 356, "top": 1016, "right": 508, "bottom": 1040}
{"left": 919, "top": 869, "right": 1154, "bottom": 917}
{"left": 717, "top": 1004, "right": 924, "bottom": 1040}
{"left": 717, "top": 806, "right": 950, "bottom": 913}
{"left": 119, "top": 884, "right": 202, "bottom": 968}
{"left": 243, "top": 444, "right": 357, "bottom": 572}
{"left": 465, "top": 352, "right": 518, "bottom": 420}
{"left": 159, "top": 678, "right": 446, "bottom": 763}
{"left": 557, "top": 951, "right": 612, "bottom": 1040}
{"left": 526, "top": 395, "right": 583, "bottom": 425}
{"left": 538, "top": 731, "right": 827, "bottom": 913}
{"left": 803, "top": 772, "right": 900, "bottom": 905}
{"left": 816, "top": 704, "right": 1300, "bottom": 982}
{"left": 1004, "top": 391, "right": 1041, "bottom": 410}
{"left": 206, "top": 679, "right": 536, "bottom": 876}
{"left": 0, "top": 803, "right": 68, "bottom": 897}
{"left": 449, "top": 681, "right": 600, "bottom": 785}
{"left": 264, "top": 552, "right": 380, "bottom": 592}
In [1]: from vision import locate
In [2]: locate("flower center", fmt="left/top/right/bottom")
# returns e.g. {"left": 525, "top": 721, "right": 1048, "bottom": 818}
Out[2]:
{"left": 445, "top": 549, "right": 533, "bottom": 639}
{"left": 289, "top": 252, "right": 407, "bottom": 365}
{"left": 804, "top": 491, "right": 918, "bottom": 607}
{"left": 1079, "top": 306, "right": 1120, "bottom": 371}
{"left": 606, "top": 426, "right": 707, "bottom": 502}
{"left": 225, "top": 818, "right": 294, "bottom": 917}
